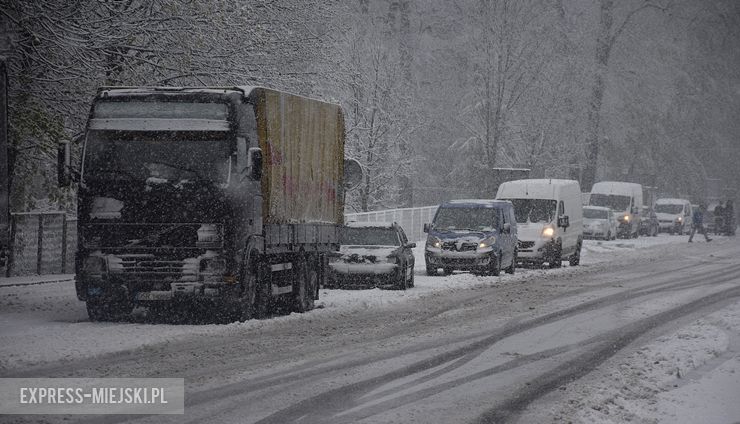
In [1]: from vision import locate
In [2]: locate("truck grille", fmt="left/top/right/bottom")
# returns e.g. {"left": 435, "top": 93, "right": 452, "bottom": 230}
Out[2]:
{"left": 108, "top": 255, "right": 196, "bottom": 281}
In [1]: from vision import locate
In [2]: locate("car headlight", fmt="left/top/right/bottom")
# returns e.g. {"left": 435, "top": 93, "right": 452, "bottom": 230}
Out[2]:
{"left": 542, "top": 226, "right": 555, "bottom": 238}
{"left": 83, "top": 255, "right": 107, "bottom": 276}
{"left": 196, "top": 224, "right": 222, "bottom": 247}
{"left": 676, "top": 216, "right": 683, "bottom": 223}
{"left": 200, "top": 258, "right": 226, "bottom": 276}
{"left": 478, "top": 236, "right": 496, "bottom": 249}
{"left": 426, "top": 236, "right": 442, "bottom": 248}
{"left": 386, "top": 255, "right": 399, "bottom": 264}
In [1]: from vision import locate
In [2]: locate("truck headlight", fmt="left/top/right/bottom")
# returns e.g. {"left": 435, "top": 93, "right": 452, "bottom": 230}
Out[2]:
{"left": 542, "top": 226, "right": 555, "bottom": 238}
{"left": 83, "top": 256, "right": 107, "bottom": 276}
{"left": 426, "top": 236, "right": 442, "bottom": 248}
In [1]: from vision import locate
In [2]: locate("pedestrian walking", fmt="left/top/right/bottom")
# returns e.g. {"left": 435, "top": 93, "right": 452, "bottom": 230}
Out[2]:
{"left": 689, "top": 203, "right": 712, "bottom": 242}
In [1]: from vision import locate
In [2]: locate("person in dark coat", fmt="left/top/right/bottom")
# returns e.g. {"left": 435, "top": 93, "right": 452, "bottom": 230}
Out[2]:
{"left": 724, "top": 200, "right": 735, "bottom": 235}
{"left": 689, "top": 204, "right": 712, "bottom": 242}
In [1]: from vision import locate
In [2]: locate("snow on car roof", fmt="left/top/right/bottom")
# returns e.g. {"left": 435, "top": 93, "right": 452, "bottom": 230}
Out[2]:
{"left": 345, "top": 221, "right": 395, "bottom": 228}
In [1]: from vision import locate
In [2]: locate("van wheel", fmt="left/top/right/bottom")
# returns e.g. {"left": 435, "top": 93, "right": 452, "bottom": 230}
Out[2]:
{"left": 569, "top": 241, "right": 582, "bottom": 266}
{"left": 491, "top": 254, "right": 502, "bottom": 276}
{"left": 548, "top": 243, "right": 562, "bottom": 268}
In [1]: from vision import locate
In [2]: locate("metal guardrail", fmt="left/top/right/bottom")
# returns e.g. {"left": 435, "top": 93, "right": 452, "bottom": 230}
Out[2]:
{"left": 345, "top": 205, "right": 438, "bottom": 243}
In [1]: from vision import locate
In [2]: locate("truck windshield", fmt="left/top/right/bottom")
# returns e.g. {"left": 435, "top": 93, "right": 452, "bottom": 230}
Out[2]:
{"left": 341, "top": 227, "right": 400, "bottom": 246}
{"left": 433, "top": 207, "right": 499, "bottom": 231}
{"left": 84, "top": 130, "right": 231, "bottom": 183}
{"left": 589, "top": 194, "right": 631, "bottom": 211}
{"left": 655, "top": 204, "right": 684, "bottom": 214}
{"left": 506, "top": 199, "right": 556, "bottom": 223}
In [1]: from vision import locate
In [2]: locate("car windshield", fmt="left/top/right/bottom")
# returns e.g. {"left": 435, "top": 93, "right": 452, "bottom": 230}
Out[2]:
{"left": 584, "top": 208, "right": 608, "bottom": 219}
{"left": 655, "top": 204, "right": 684, "bottom": 214}
{"left": 341, "top": 227, "right": 399, "bottom": 246}
{"left": 84, "top": 130, "right": 232, "bottom": 183}
{"left": 433, "top": 207, "right": 499, "bottom": 231}
{"left": 589, "top": 194, "right": 631, "bottom": 211}
{"left": 505, "top": 199, "right": 556, "bottom": 223}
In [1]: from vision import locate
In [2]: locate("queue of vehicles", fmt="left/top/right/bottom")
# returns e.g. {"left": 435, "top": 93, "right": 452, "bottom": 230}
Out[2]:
{"left": 52, "top": 86, "right": 730, "bottom": 322}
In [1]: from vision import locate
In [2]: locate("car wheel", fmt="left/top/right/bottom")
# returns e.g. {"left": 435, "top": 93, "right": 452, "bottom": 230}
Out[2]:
{"left": 408, "top": 267, "right": 415, "bottom": 288}
{"left": 426, "top": 264, "right": 437, "bottom": 276}
{"left": 569, "top": 241, "right": 582, "bottom": 266}
{"left": 606, "top": 231, "right": 611, "bottom": 240}
{"left": 443, "top": 267, "right": 453, "bottom": 275}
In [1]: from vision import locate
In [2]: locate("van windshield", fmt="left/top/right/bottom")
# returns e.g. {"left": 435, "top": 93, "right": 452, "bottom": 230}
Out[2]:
{"left": 433, "top": 207, "right": 499, "bottom": 231}
{"left": 506, "top": 199, "right": 556, "bottom": 223}
{"left": 655, "top": 204, "right": 684, "bottom": 214}
{"left": 589, "top": 194, "right": 631, "bottom": 211}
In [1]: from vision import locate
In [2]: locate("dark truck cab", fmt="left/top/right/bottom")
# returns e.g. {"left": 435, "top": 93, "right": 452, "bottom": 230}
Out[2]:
{"left": 60, "top": 87, "right": 347, "bottom": 322}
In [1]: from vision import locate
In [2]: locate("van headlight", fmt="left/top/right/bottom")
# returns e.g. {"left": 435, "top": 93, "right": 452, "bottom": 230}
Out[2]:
{"left": 478, "top": 237, "right": 496, "bottom": 249}
{"left": 426, "top": 236, "right": 442, "bottom": 248}
{"left": 542, "top": 226, "right": 555, "bottom": 238}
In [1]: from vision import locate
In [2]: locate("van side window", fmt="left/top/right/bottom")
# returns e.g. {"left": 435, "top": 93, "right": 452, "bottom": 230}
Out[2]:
{"left": 559, "top": 201, "right": 565, "bottom": 217}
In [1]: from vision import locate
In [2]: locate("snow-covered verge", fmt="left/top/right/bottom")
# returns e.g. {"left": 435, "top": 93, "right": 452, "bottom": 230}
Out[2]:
{"left": 0, "top": 234, "right": 714, "bottom": 372}
{"left": 534, "top": 300, "right": 740, "bottom": 424}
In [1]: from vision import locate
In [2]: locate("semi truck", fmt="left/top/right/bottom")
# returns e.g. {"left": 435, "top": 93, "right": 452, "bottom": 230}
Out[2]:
{"left": 59, "top": 86, "right": 348, "bottom": 322}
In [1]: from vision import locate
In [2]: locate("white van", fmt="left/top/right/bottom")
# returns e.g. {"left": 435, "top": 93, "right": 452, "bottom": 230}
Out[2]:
{"left": 654, "top": 198, "right": 693, "bottom": 235}
{"left": 496, "top": 179, "right": 583, "bottom": 268}
{"left": 589, "top": 181, "right": 643, "bottom": 238}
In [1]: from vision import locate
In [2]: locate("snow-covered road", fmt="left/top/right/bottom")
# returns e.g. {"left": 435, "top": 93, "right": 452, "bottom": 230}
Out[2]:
{"left": 1, "top": 234, "right": 739, "bottom": 423}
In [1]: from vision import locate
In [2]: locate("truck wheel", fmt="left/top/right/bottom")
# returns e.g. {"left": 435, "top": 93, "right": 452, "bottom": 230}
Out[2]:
{"left": 293, "top": 256, "right": 316, "bottom": 313}
{"left": 253, "top": 263, "right": 271, "bottom": 319}
{"left": 86, "top": 297, "right": 132, "bottom": 322}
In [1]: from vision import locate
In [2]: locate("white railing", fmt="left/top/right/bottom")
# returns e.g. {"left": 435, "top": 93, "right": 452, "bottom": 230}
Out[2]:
{"left": 345, "top": 205, "right": 438, "bottom": 242}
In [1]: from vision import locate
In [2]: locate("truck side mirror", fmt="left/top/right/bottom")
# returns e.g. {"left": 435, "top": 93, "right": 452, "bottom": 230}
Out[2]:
{"left": 503, "top": 223, "right": 511, "bottom": 233}
{"left": 248, "top": 147, "right": 262, "bottom": 181}
{"left": 57, "top": 142, "right": 71, "bottom": 187}
{"left": 423, "top": 223, "right": 430, "bottom": 233}
{"left": 558, "top": 215, "right": 570, "bottom": 228}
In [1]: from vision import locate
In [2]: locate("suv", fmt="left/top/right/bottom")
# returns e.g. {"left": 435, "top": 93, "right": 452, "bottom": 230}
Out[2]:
{"left": 423, "top": 200, "right": 517, "bottom": 276}
{"left": 328, "top": 221, "right": 416, "bottom": 290}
